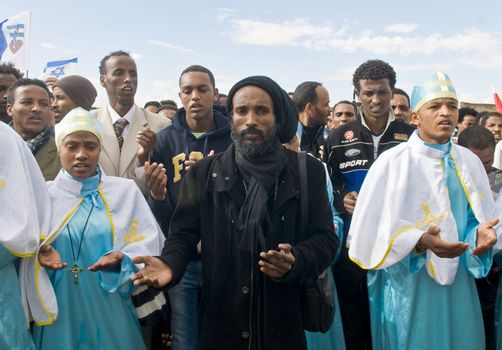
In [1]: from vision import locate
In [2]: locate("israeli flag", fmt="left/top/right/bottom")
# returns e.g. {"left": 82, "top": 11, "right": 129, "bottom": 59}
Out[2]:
{"left": 43, "top": 57, "right": 78, "bottom": 78}
{"left": 0, "top": 11, "right": 30, "bottom": 73}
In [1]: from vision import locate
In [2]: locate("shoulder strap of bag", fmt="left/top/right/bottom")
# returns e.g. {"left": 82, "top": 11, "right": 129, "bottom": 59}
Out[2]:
{"left": 297, "top": 151, "right": 308, "bottom": 239}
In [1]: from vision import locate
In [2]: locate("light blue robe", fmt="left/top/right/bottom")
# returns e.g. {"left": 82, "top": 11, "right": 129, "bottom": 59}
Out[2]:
{"left": 304, "top": 270, "right": 346, "bottom": 350}
{"left": 368, "top": 141, "right": 489, "bottom": 350}
{"left": 32, "top": 172, "right": 146, "bottom": 350}
{"left": 304, "top": 180, "right": 346, "bottom": 350}
{"left": 494, "top": 254, "right": 502, "bottom": 349}
{"left": 0, "top": 246, "right": 35, "bottom": 350}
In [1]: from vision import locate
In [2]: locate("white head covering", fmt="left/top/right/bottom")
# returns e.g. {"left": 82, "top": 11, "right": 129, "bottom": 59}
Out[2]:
{"left": 410, "top": 72, "right": 458, "bottom": 113}
{"left": 55, "top": 107, "right": 103, "bottom": 148}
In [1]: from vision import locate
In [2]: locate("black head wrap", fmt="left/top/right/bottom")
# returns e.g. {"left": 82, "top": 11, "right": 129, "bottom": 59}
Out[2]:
{"left": 226, "top": 76, "right": 298, "bottom": 143}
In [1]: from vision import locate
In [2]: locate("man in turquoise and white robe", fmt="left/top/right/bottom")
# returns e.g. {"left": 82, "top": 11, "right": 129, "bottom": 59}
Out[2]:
{"left": 0, "top": 122, "right": 53, "bottom": 349}
{"left": 348, "top": 72, "right": 499, "bottom": 349}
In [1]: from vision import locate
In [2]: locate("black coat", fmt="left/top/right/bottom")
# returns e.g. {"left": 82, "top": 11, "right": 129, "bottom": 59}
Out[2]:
{"left": 160, "top": 145, "right": 339, "bottom": 350}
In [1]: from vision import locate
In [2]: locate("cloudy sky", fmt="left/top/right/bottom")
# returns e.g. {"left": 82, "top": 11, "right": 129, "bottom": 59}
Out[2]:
{"left": 3, "top": 0, "right": 502, "bottom": 108}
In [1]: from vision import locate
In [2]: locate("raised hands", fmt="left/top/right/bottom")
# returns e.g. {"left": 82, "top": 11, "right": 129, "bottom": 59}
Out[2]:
{"left": 136, "top": 128, "right": 157, "bottom": 165}
{"left": 472, "top": 218, "right": 499, "bottom": 256}
{"left": 417, "top": 225, "right": 469, "bottom": 258}
{"left": 130, "top": 256, "right": 173, "bottom": 288}
{"left": 38, "top": 244, "right": 67, "bottom": 270}
{"left": 88, "top": 251, "right": 124, "bottom": 271}
{"left": 145, "top": 162, "right": 167, "bottom": 201}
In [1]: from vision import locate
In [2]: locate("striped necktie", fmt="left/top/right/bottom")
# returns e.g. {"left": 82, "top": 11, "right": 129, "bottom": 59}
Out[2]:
{"left": 113, "top": 118, "right": 128, "bottom": 150}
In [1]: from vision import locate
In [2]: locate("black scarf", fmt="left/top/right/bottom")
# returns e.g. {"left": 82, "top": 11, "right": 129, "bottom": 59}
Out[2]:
{"left": 235, "top": 138, "right": 286, "bottom": 253}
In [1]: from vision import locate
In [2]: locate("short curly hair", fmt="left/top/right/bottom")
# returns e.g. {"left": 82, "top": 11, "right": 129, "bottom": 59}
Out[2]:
{"left": 458, "top": 107, "right": 478, "bottom": 123}
{"left": 352, "top": 59, "right": 396, "bottom": 93}
{"left": 99, "top": 50, "right": 131, "bottom": 75}
{"left": 0, "top": 62, "right": 22, "bottom": 79}
{"left": 7, "top": 78, "right": 50, "bottom": 105}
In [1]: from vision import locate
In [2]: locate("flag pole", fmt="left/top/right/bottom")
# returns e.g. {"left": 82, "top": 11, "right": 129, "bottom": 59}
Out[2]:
{"left": 25, "top": 11, "right": 31, "bottom": 78}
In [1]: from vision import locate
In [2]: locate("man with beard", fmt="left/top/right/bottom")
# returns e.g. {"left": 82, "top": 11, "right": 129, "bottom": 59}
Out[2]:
{"left": 323, "top": 60, "right": 415, "bottom": 349}
{"left": 0, "top": 63, "right": 21, "bottom": 124}
{"left": 132, "top": 76, "right": 338, "bottom": 350}
{"left": 52, "top": 75, "right": 97, "bottom": 123}
{"left": 146, "top": 65, "right": 232, "bottom": 350}
{"left": 293, "top": 81, "right": 331, "bottom": 158}
{"left": 7, "top": 78, "right": 61, "bottom": 180}
{"left": 92, "top": 50, "right": 169, "bottom": 193}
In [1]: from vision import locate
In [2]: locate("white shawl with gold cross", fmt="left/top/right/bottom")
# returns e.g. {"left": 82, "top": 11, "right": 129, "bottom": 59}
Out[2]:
{"left": 348, "top": 131, "right": 494, "bottom": 285}
{"left": 23, "top": 168, "right": 165, "bottom": 325}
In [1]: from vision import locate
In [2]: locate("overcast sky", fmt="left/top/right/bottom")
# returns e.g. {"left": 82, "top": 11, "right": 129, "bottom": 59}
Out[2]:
{"left": 4, "top": 0, "right": 502, "bottom": 108}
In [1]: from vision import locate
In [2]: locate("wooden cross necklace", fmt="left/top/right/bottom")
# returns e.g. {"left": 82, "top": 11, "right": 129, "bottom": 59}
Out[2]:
{"left": 67, "top": 202, "right": 95, "bottom": 285}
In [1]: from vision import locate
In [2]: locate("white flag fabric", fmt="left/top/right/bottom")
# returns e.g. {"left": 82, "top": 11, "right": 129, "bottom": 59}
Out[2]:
{"left": 0, "top": 11, "right": 30, "bottom": 73}
{"left": 43, "top": 57, "right": 78, "bottom": 78}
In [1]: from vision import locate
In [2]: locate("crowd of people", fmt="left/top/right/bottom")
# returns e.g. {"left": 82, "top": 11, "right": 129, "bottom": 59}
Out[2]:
{"left": 2, "top": 51, "right": 502, "bottom": 350}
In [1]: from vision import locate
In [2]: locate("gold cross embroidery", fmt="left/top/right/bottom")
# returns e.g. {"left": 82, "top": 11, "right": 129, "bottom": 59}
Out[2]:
{"left": 0, "top": 179, "right": 5, "bottom": 189}
{"left": 415, "top": 203, "right": 447, "bottom": 228}
{"left": 124, "top": 219, "right": 145, "bottom": 244}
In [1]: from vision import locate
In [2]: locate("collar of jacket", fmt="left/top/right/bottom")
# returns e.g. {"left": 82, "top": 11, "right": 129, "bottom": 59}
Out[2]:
{"left": 205, "top": 146, "right": 299, "bottom": 213}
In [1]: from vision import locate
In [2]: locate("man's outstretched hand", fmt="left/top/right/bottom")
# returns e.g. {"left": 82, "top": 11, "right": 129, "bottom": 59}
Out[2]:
{"left": 38, "top": 245, "right": 67, "bottom": 270}
{"left": 131, "top": 256, "right": 173, "bottom": 288}
{"left": 417, "top": 225, "right": 469, "bottom": 258}
{"left": 472, "top": 218, "right": 499, "bottom": 256}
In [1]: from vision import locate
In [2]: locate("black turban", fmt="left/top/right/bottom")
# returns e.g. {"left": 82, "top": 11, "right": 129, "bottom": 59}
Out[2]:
{"left": 226, "top": 76, "right": 298, "bottom": 143}
{"left": 54, "top": 75, "right": 97, "bottom": 111}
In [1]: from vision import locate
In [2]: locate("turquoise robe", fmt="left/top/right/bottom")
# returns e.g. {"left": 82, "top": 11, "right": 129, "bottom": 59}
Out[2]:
{"left": 32, "top": 172, "right": 146, "bottom": 350}
{"left": 494, "top": 254, "right": 502, "bottom": 349}
{"left": 304, "top": 184, "right": 346, "bottom": 350}
{"left": 368, "top": 141, "right": 489, "bottom": 349}
{"left": 0, "top": 246, "right": 35, "bottom": 350}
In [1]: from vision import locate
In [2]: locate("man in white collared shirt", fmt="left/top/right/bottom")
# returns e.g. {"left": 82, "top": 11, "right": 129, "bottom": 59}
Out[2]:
{"left": 92, "top": 50, "right": 169, "bottom": 194}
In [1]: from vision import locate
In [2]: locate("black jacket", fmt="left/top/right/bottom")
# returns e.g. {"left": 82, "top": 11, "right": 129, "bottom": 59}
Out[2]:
{"left": 299, "top": 123, "right": 325, "bottom": 159}
{"left": 324, "top": 113, "right": 415, "bottom": 214}
{"left": 159, "top": 146, "right": 339, "bottom": 350}
{"left": 148, "top": 107, "right": 232, "bottom": 235}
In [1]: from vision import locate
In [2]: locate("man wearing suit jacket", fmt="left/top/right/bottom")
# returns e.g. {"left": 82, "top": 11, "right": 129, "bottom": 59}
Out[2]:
{"left": 92, "top": 50, "right": 169, "bottom": 193}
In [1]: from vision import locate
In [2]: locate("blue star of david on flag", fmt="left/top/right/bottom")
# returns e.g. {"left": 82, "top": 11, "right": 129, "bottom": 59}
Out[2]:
{"left": 43, "top": 58, "right": 78, "bottom": 79}
{"left": 49, "top": 66, "right": 65, "bottom": 78}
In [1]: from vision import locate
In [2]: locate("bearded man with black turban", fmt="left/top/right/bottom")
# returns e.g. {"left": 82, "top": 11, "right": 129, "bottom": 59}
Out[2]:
{"left": 132, "top": 76, "right": 339, "bottom": 350}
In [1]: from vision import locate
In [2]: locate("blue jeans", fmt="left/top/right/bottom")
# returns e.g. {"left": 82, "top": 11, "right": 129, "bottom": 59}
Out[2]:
{"left": 168, "top": 260, "right": 202, "bottom": 350}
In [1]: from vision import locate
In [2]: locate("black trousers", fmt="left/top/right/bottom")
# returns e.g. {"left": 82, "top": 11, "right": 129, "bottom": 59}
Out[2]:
{"left": 333, "top": 245, "right": 372, "bottom": 350}
{"left": 476, "top": 265, "right": 501, "bottom": 350}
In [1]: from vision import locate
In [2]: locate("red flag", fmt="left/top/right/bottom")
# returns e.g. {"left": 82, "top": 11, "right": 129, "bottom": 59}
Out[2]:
{"left": 495, "top": 92, "right": 502, "bottom": 113}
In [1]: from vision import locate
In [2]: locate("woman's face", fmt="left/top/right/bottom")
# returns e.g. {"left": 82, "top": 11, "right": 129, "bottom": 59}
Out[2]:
{"left": 59, "top": 131, "right": 101, "bottom": 179}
